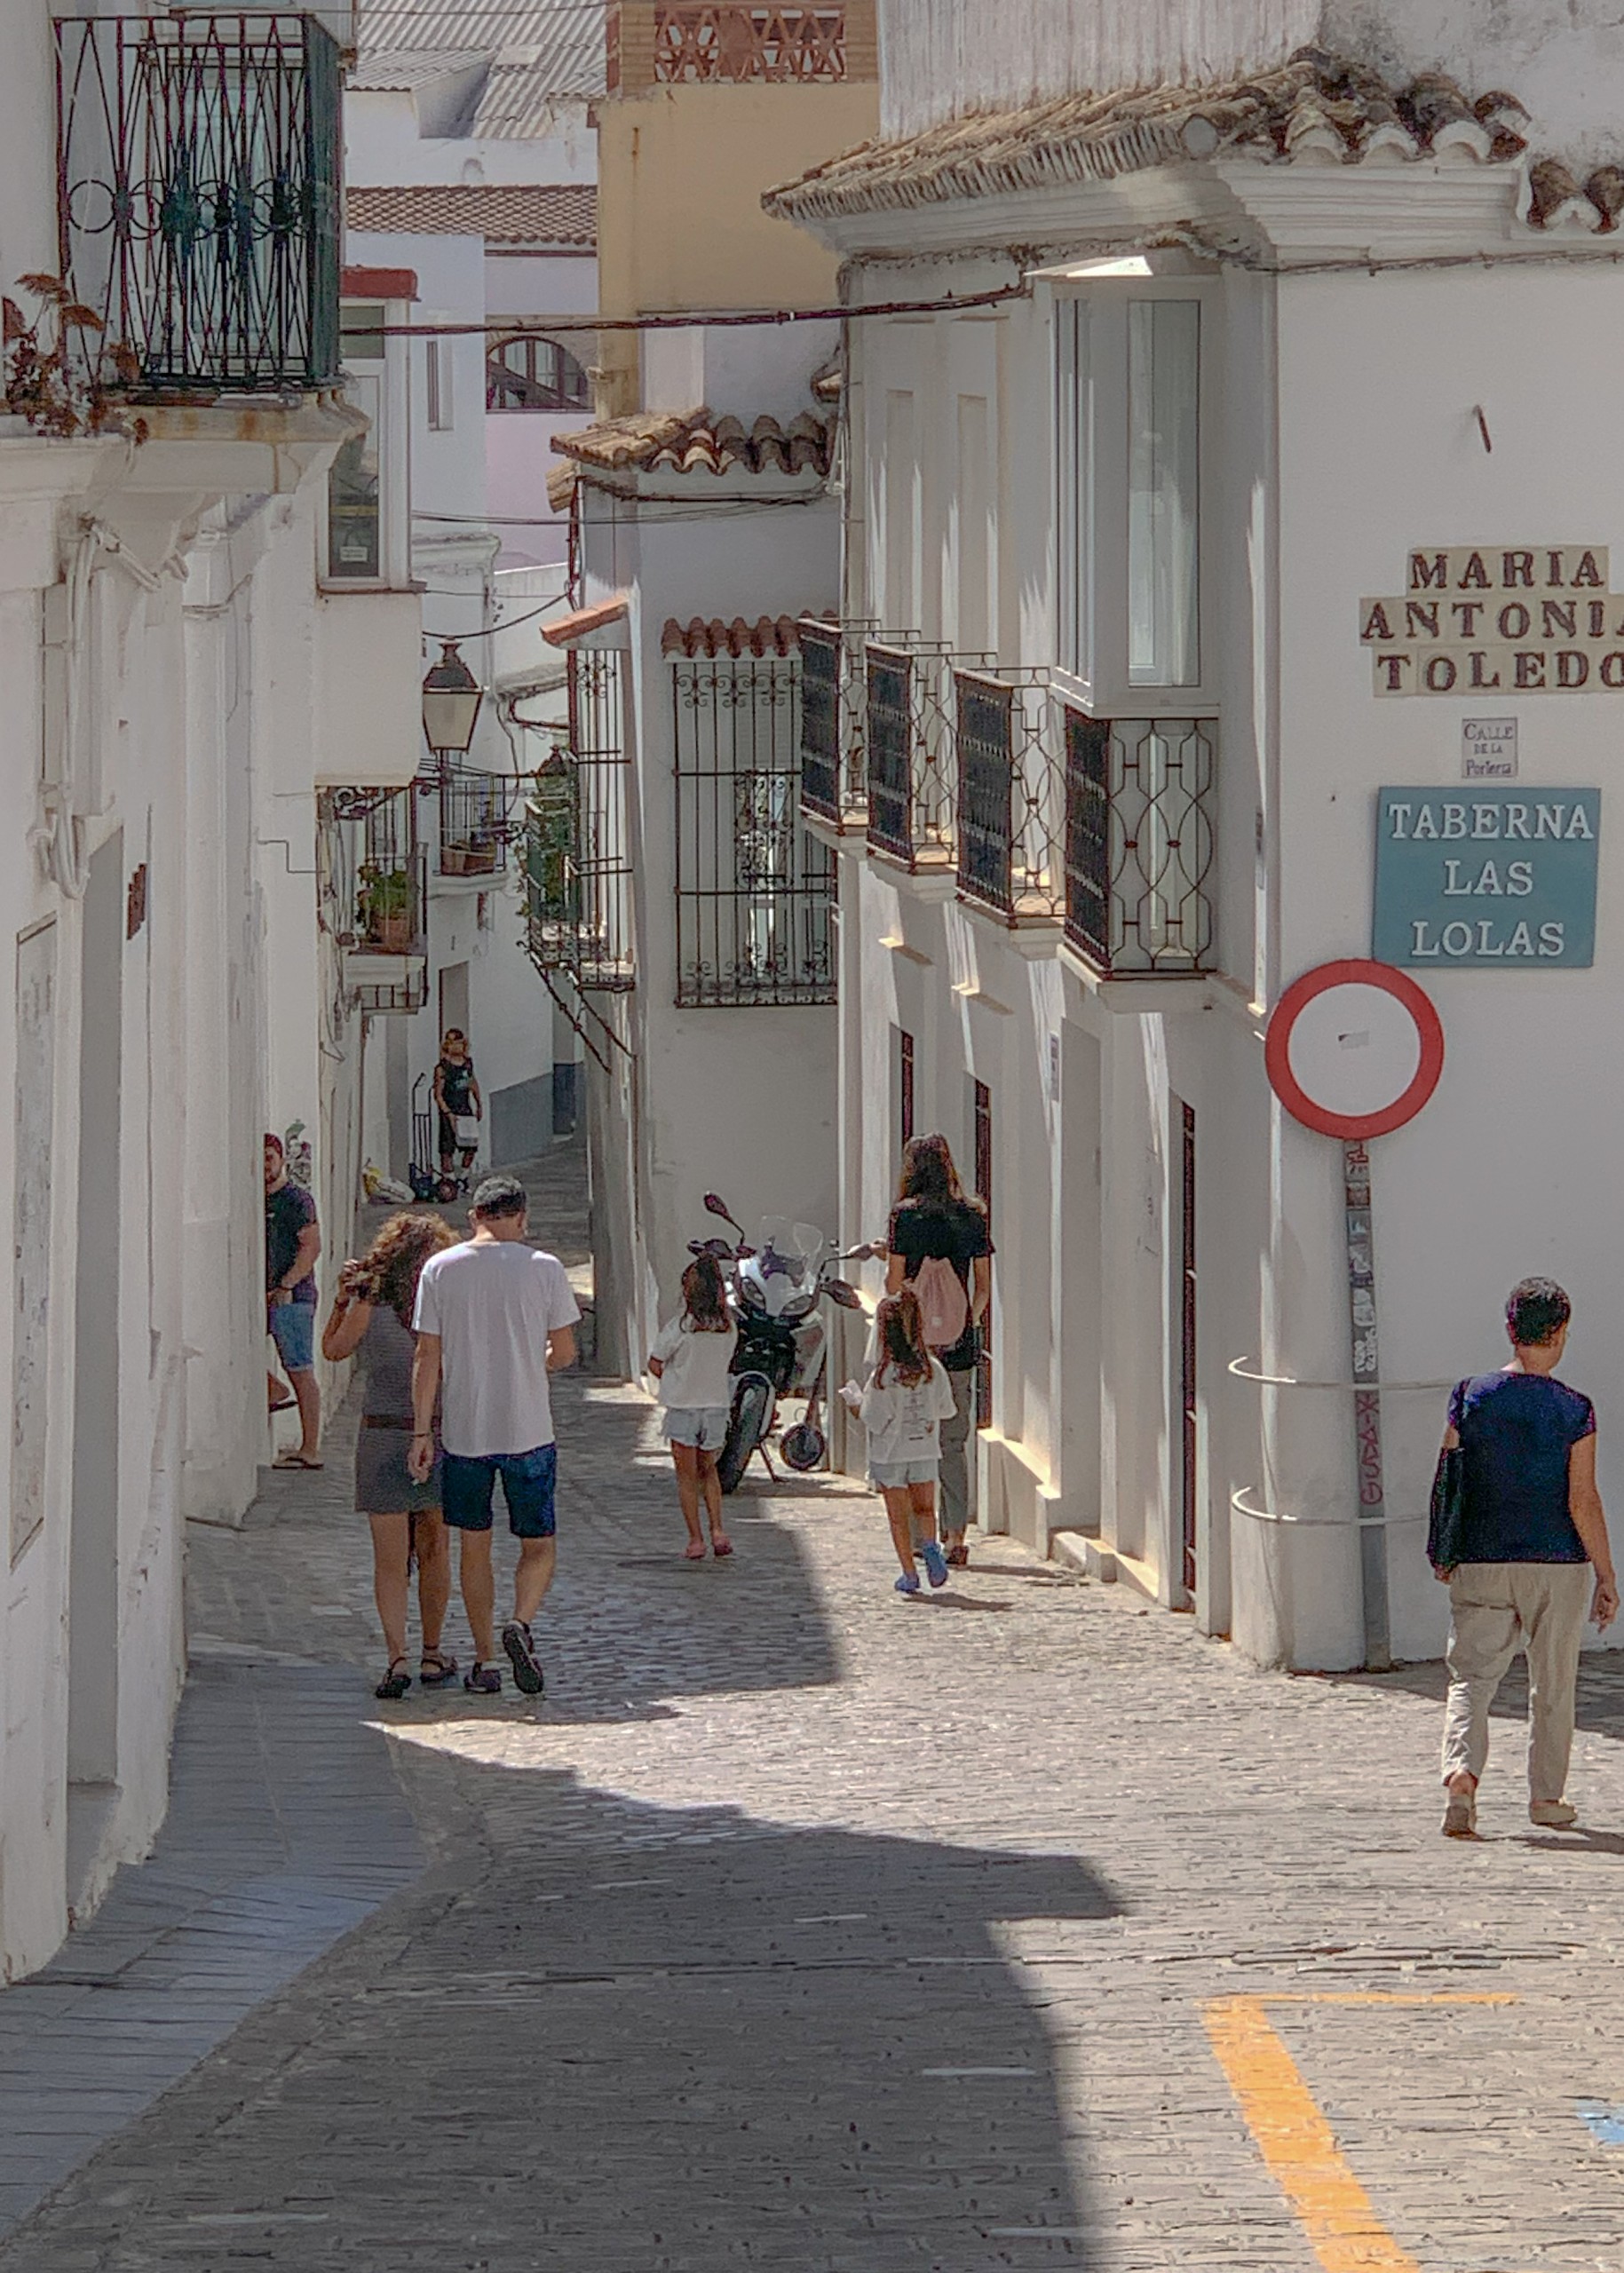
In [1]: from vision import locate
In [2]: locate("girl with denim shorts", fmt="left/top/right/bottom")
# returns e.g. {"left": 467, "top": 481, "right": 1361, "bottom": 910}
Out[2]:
{"left": 649, "top": 1253, "right": 737, "bottom": 1561}
{"left": 860, "top": 1290, "right": 956, "bottom": 1596}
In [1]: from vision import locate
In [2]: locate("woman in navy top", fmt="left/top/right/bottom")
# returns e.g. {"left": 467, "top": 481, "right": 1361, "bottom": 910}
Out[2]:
{"left": 1436, "top": 1277, "right": 1617, "bottom": 1839}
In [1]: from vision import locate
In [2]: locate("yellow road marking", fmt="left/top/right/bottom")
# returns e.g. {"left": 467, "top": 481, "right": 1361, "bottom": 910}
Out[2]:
{"left": 1203, "top": 1992, "right": 1517, "bottom": 2273}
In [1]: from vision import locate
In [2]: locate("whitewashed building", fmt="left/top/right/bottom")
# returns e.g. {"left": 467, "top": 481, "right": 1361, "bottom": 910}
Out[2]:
{"left": 767, "top": 0, "right": 1624, "bottom": 1669}
{"left": 342, "top": 4, "right": 602, "bottom": 1177}
{"left": 0, "top": 2, "right": 421, "bottom": 1977}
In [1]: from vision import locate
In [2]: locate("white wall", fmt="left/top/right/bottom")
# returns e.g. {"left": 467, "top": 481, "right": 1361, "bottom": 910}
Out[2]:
{"left": 345, "top": 89, "right": 596, "bottom": 189}
{"left": 878, "top": 0, "right": 1624, "bottom": 146}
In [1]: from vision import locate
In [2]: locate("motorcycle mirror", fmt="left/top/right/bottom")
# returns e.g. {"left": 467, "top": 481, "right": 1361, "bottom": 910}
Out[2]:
{"left": 702, "top": 1193, "right": 733, "bottom": 1221}
{"left": 825, "top": 1279, "right": 863, "bottom": 1310}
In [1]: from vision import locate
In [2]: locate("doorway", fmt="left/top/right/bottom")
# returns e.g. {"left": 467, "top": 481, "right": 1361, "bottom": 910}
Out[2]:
{"left": 439, "top": 961, "right": 469, "bottom": 1046}
{"left": 69, "top": 834, "right": 123, "bottom": 1849}
{"left": 973, "top": 1077, "right": 992, "bottom": 1429}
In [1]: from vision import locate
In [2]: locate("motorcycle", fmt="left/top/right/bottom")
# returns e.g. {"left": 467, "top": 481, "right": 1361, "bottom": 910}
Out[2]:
{"left": 687, "top": 1194, "right": 870, "bottom": 1495}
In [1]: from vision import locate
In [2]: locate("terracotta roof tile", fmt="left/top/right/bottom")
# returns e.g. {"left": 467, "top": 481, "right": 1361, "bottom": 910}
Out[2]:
{"left": 345, "top": 182, "right": 597, "bottom": 245}
{"left": 542, "top": 593, "right": 630, "bottom": 648}
{"left": 661, "top": 614, "right": 812, "bottom": 660}
{"left": 763, "top": 48, "right": 1530, "bottom": 224}
{"left": 552, "top": 406, "right": 834, "bottom": 479}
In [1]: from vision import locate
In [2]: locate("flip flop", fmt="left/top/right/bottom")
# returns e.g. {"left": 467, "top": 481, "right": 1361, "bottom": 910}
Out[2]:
{"left": 268, "top": 1396, "right": 297, "bottom": 1414}
{"left": 273, "top": 1452, "right": 324, "bottom": 1470}
{"left": 711, "top": 1535, "right": 733, "bottom": 1559}
{"left": 683, "top": 1540, "right": 708, "bottom": 1561}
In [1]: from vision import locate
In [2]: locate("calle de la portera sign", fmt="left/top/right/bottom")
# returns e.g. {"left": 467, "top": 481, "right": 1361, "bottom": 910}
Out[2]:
{"left": 1360, "top": 546, "right": 1624, "bottom": 694}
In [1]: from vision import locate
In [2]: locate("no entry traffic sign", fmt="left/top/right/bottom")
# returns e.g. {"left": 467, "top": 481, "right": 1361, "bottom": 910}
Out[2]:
{"left": 1264, "top": 958, "right": 1445, "bottom": 1141}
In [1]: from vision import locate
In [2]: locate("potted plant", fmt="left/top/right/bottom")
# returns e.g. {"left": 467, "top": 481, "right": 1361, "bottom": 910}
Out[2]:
{"left": 357, "top": 862, "right": 414, "bottom": 952}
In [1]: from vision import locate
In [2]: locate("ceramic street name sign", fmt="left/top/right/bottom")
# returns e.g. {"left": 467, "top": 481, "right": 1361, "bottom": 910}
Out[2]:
{"left": 1372, "top": 787, "right": 1600, "bottom": 968}
{"left": 1359, "top": 546, "right": 1624, "bottom": 694}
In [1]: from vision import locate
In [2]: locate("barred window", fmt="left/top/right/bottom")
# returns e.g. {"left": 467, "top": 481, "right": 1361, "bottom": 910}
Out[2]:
{"left": 672, "top": 654, "right": 836, "bottom": 1007}
{"left": 486, "top": 334, "right": 592, "bottom": 412}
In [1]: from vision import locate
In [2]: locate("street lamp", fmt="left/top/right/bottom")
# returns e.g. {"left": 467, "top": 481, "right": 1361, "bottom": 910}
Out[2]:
{"left": 421, "top": 640, "right": 483, "bottom": 757}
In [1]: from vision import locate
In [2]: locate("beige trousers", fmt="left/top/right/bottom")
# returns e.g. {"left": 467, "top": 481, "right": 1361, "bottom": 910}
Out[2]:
{"left": 1440, "top": 1561, "right": 1592, "bottom": 1802}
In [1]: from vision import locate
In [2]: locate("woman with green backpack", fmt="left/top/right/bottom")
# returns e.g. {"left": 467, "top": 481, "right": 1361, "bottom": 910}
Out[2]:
{"left": 885, "top": 1134, "right": 993, "bottom": 1567}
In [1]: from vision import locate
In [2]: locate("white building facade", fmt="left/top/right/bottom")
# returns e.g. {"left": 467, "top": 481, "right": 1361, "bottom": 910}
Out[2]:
{"left": 0, "top": 1, "right": 421, "bottom": 1978}
{"left": 343, "top": 9, "right": 603, "bottom": 1182}
{"left": 769, "top": 0, "right": 1624, "bottom": 1668}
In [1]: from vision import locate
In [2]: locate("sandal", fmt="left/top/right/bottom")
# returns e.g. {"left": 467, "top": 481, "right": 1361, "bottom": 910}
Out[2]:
{"left": 946, "top": 1542, "right": 970, "bottom": 1568}
{"left": 273, "top": 1451, "right": 324, "bottom": 1470}
{"left": 463, "top": 1662, "right": 502, "bottom": 1694}
{"left": 268, "top": 1395, "right": 297, "bottom": 1414}
{"left": 683, "top": 1540, "right": 708, "bottom": 1562}
{"left": 374, "top": 1656, "right": 411, "bottom": 1701}
{"left": 418, "top": 1649, "right": 459, "bottom": 1688}
{"left": 711, "top": 1535, "right": 733, "bottom": 1558}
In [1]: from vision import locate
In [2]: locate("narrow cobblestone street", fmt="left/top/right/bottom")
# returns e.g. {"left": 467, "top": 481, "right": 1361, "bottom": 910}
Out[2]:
{"left": 5, "top": 1160, "right": 1624, "bottom": 2268}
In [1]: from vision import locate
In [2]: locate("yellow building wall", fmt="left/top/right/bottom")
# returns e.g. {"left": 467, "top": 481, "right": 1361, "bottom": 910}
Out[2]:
{"left": 595, "top": 82, "right": 880, "bottom": 412}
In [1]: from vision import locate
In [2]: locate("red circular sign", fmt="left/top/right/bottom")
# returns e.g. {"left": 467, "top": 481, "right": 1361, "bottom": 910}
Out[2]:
{"left": 1264, "top": 959, "right": 1445, "bottom": 1140}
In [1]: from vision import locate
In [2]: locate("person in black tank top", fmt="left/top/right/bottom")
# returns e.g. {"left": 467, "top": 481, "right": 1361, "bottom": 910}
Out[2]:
{"left": 884, "top": 1134, "right": 993, "bottom": 1566}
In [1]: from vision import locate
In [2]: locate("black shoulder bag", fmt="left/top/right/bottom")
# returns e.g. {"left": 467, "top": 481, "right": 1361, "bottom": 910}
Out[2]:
{"left": 1427, "top": 1390, "right": 1468, "bottom": 1573}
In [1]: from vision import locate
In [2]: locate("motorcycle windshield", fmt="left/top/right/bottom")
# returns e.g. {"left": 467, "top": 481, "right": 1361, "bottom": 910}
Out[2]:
{"left": 756, "top": 1217, "right": 809, "bottom": 1287}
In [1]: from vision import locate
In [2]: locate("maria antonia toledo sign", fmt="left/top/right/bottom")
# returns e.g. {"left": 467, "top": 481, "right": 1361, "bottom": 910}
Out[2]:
{"left": 1360, "top": 547, "right": 1624, "bottom": 695}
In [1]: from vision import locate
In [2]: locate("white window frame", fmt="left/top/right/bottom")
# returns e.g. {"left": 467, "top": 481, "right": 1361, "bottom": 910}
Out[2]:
{"left": 426, "top": 333, "right": 453, "bottom": 432}
{"left": 1051, "top": 275, "right": 1220, "bottom": 718}
{"left": 323, "top": 297, "right": 413, "bottom": 590}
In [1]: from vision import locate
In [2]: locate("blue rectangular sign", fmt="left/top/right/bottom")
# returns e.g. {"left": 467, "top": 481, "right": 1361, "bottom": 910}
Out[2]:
{"left": 1372, "top": 787, "right": 1599, "bottom": 968}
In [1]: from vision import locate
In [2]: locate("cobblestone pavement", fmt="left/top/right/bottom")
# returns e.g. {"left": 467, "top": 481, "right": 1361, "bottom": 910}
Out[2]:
{"left": 6, "top": 1166, "right": 1624, "bottom": 2265}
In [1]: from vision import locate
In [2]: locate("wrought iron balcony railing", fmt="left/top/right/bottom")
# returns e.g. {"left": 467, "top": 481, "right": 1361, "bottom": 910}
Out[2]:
{"left": 320, "top": 786, "right": 428, "bottom": 1014}
{"left": 522, "top": 650, "right": 635, "bottom": 994}
{"left": 797, "top": 617, "right": 871, "bottom": 830}
{"left": 954, "top": 667, "right": 1066, "bottom": 923}
{"left": 1064, "top": 715, "right": 1216, "bottom": 976}
{"left": 437, "top": 767, "right": 511, "bottom": 880}
{"left": 55, "top": 12, "right": 342, "bottom": 395}
{"left": 864, "top": 639, "right": 979, "bottom": 871}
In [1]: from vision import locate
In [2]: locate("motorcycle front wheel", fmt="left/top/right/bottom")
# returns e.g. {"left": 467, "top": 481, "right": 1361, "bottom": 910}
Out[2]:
{"left": 718, "top": 1374, "right": 772, "bottom": 1496}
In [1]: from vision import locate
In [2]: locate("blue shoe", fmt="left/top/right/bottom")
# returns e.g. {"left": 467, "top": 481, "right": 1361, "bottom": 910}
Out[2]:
{"left": 894, "top": 1572, "right": 922, "bottom": 1596}
{"left": 920, "top": 1540, "right": 949, "bottom": 1588}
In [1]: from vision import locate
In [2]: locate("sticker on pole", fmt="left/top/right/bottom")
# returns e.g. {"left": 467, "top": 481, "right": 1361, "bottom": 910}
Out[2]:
{"left": 1264, "top": 959, "right": 1444, "bottom": 1140}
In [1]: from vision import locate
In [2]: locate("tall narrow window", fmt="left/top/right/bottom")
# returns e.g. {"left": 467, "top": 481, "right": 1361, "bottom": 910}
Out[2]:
{"left": 1179, "top": 1098, "right": 1197, "bottom": 1599}
{"left": 1128, "top": 300, "right": 1200, "bottom": 686}
{"left": 897, "top": 1029, "right": 915, "bottom": 1147}
{"left": 883, "top": 389, "right": 916, "bottom": 629}
{"left": 427, "top": 336, "right": 453, "bottom": 431}
{"left": 1056, "top": 299, "right": 1091, "bottom": 680}
{"left": 955, "top": 394, "right": 989, "bottom": 653}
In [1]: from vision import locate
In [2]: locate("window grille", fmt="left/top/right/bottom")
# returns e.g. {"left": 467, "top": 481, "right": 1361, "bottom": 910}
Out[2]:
{"left": 54, "top": 12, "right": 342, "bottom": 394}
{"left": 521, "top": 648, "right": 634, "bottom": 993}
{"left": 486, "top": 334, "right": 591, "bottom": 412}
{"left": 320, "top": 785, "right": 428, "bottom": 1013}
{"left": 438, "top": 768, "right": 511, "bottom": 878}
{"left": 673, "top": 655, "right": 836, "bottom": 1008}
{"left": 1064, "top": 715, "right": 1216, "bottom": 975}
{"left": 864, "top": 640, "right": 962, "bottom": 870}
{"left": 954, "top": 667, "right": 1066, "bottom": 922}
{"left": 797, "top": 616, "right": 871, "bottom": 830}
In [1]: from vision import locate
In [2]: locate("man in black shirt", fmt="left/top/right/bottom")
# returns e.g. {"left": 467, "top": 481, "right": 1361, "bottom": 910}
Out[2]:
{"left": 265, "top": 1133, "right": 322, "bottom": 1468}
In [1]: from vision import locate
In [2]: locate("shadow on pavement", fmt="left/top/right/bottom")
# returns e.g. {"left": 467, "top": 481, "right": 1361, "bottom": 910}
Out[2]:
{"left": 0, "top": 1766, "right": 1115, "bottom": 2270}
{"left": 1332, "top": 1650, "right": 1624, "bottom": 1745}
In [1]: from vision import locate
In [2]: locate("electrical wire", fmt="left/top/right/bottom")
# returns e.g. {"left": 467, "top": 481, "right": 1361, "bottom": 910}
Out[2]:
{"left": 372, "top": 282, "right": 1028, "bottom": 340}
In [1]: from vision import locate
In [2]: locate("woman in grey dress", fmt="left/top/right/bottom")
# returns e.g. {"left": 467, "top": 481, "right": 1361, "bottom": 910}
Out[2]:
{"left": 322, "top": 1211, "right": 458, "bottom": 1699}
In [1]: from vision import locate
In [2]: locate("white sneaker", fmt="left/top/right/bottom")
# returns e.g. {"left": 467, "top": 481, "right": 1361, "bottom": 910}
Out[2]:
{"left": 1530, "top": 1799, "right": 1579, "bottom": 1828}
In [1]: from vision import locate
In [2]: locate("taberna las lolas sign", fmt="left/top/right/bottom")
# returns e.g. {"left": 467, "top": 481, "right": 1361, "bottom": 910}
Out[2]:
{"left": 1359, "top": 547, "right": 1624, "bottom": 694}
{"left": 1372, "top": 788, "right": 1600, "bottom": 967}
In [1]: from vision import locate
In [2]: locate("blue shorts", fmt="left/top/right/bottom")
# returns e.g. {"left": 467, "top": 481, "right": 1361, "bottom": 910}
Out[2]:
{"left": 870, "top": 1459, "right": 939, "bottom": 1490}
{"left": 269, "top": 1300, "right": 316, "bottom": 1373}
{"left": 440, "top": 1444, "right": 558, "bottom": 1539}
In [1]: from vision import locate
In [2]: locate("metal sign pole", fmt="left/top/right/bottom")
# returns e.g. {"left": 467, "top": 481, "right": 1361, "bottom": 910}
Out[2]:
{"left": 1343, "top": 1138, "right": 1392, "bottom": 1672}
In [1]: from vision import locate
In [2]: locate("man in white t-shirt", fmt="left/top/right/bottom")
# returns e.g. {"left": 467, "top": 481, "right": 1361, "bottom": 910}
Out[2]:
{"left": 410, "top": 1175, "right": 580, "bottom": 1695}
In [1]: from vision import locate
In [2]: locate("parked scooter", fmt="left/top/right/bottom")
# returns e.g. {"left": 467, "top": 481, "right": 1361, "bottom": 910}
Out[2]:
{"left": 686, "top": 1195, "right": 870, "bottom": 1495}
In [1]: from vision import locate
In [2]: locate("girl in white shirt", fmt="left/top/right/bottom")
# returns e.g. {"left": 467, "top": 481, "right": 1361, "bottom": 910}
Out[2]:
{"left": 648, "top": 1253, "right": 738, "bottom": 1561}
{"left": 860, "top": 1290, "right": 955, "bottom": 1596}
